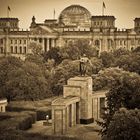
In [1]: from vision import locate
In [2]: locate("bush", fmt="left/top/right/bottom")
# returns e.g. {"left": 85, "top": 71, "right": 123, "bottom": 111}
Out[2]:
{"left": 106, "top": 108, "right": 140, "bottom": 140}
{"left": 0, "top": 111, "right": 36, "bottom": 132}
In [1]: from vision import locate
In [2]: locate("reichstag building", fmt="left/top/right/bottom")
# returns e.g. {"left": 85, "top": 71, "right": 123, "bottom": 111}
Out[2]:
{"left": 0, "top": 5, "right": 140, "bottom": 59}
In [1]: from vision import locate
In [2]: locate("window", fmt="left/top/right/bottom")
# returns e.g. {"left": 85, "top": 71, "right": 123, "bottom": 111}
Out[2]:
{"left": 39, "top": 38, "right": 42, "bottom": 43}
{"left": 11, "top": 46, "right": 13, "bottom": 53}
{"left": 34, "top": 38, "right": 37, "bottom": 41}
{"left": 95, "top": 40, "right": 100, "bottom": 48}
{"left": 131, "top": 39, "right": 135, "bottom": 45}
{"left": 19, "top": 40, "right": 22, "bottom": 44}
{"left": 120, "top": 40, "right": 122, "bottom": 45}
{"left": 15, "top": 40, "right": 17, "bottom": 44}
{"left": 10, "top": 39, "right": 13, "bottom": 44}
{"left": 20, "top": 46, "right": 22, "bottom": 54}
{"left": 24, "top": 40, "right": 26, "bottom": 44}
{"left": 24, "top": 47, "right": 26, "bottom": 54}
{"left": 15, "top": 46, "right": 17, "bottom": 53}
{"left": 0, "top": 47, "right": 3, "bottom": 53}
{"left": 100, "top": 21, "right": 102, "bottom": 26}
{"left": 0, "top": 39, "right": 3, "bottom": 44}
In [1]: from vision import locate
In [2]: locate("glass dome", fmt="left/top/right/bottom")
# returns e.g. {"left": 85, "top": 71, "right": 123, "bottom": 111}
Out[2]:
{"left": 59, "top": 5, "right": 91, "bottom": 27}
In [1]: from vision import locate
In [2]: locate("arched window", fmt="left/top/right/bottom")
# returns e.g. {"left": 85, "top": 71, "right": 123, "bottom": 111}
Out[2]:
{"left": 95, "top": 40, "right": 100, "bottom": 47}
{"left": 11, "top": 46, "right": 13, "bottom": 53}
{"left": 24, "top": 47, "right": 26, "bottom": 54}
{"left": 20, "top": 46, "right": 22, "bottom": 54}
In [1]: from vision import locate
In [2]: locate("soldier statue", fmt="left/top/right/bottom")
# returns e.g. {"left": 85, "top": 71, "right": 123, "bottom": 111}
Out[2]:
{"left": 79, "top": 54, "right": 92, "bottom": 76}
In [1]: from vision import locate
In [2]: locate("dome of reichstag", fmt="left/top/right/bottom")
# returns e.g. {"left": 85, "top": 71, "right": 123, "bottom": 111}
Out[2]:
{"left": 59, "top": 5, "right": 91, "bottom": 27}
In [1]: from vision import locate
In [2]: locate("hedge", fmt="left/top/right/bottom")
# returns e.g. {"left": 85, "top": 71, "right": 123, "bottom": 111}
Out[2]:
{"left": 6, "top": 105, "right": 51, "bottom": 121}
{"left": 0, "top": 111, "right": 36, "bottom": 131}
{"left": 0, "top": 130, "right": 79, "bottom": 140}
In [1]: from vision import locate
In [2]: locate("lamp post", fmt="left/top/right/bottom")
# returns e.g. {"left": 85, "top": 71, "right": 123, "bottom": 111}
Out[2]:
{"left": 46, "top": 115, "right": 49, "bottom": 123}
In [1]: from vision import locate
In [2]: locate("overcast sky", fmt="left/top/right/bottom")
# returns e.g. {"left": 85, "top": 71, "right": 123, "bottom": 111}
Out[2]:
{"left": 0, "top": 0, "right": 140, "bottom": 29}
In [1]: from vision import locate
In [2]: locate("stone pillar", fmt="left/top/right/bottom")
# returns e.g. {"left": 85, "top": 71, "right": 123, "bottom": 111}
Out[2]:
{"left": 42, "top": 38, "right": 45, "bottom": 51}
{"left": 52, "top": 105, "right": 67, "bottom": 135}
{"left": 52, "top": 39, "right": 55, "bottom": 47}
{"left": 47, "top": 38, "right": 49, "bottom": 51}
{"left": 71, "top": 103, "right": 76, "bottom": 127}
{"left": 67, "top": 76, "right": 94, "bottom": 124}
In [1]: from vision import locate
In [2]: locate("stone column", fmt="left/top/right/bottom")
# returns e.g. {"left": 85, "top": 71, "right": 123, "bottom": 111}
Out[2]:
{"left": 52, "top": 39, "right": 55, "bottom": 47}
{"left": 71, "top": 103, "right": 76, "bottom": 127}
{"left": 47, "top": 38, "right": 49, "bottom": 51}
{"left": 42, "top": 38, "right": 45, "bottom": 51}
{"left": 52, "top": 106, "right": 66, "bottom": 135}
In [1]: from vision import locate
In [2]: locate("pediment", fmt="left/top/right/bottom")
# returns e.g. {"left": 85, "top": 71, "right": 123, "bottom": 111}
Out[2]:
{"left": 30, "top": 25, "right": 57, "bottom": 35}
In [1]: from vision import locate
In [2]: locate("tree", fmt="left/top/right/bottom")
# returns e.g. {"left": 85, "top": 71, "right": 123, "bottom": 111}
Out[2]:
{"left": 106, "top": 108, "right": 140, "bottom": 140}
{"left": 0, "top": 56, "right": 23, "bottom": 102}
{"left": 43, "top": 47, "right": 63, "bottom": 65}
{"left": 29, "top": 42, "right": 43, "bottom": 55}
{"left": 115, "top": 53, "right": 140, "bottom": 74}
{"left": 113, "top": 48, "right": 130, "bottom": 58}
{"left": 93, "top": 67, "right": 127, "bottom": 91}
{"left": 52, "top": 59, "right": 79, "bottom": 95}
{"left": 90, "top": 57, "right": 103, "bottom": 74}
{"left": 59, "top": 39, "right": 98, "bottom": 60}
{"left": 98, "top": 71, "right": 140, "bottom": 136}
{"left": 5, "top": 62, "right": 51, "bottom": 101}
{"left": 100, "top": 51, "right": 114, "bottom": 68}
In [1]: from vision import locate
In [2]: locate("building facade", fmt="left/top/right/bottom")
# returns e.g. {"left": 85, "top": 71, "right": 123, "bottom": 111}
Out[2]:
{"left": 0, "top": 4, "right": 140, "bottom": 59}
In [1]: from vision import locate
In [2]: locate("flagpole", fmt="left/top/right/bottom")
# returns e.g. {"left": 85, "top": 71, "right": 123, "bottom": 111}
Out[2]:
{"left": 7, "top": 7, "right": 9, "bottom": 18}
{"left": 53, "top": 9, "right": 55, "bottom": 19}
{"left": 102, "top": 4, "right": 104, "bottom": 16}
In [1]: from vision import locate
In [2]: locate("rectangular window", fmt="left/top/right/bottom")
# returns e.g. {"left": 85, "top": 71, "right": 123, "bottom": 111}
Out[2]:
{"left": 131, "top": 39, "right": 135, "bottom": 45}
{"left": 0, "top": 39, "right": 3, "bottom": 44}
{"left": 120, "top": 40, "right": 122, "bottom": 45}
{"left": 15, "top": 40, "right": 17, "bottom": 44}
{"left": 0, "top": 47, "right": 3, "bottom": 53}
{"left": 100, "top": 21, "right": 102, "bottom": 26}
{"left": 19, "top": 40, "right": 22, "bottom": 44}
{"left": 10, "top": 40, "right": 13, "bottom": 44}
{"left": 39, "top": 38, "right": 42, "bottom": 43}
{"left": 24, "top": 40, "right": 26, "bottom": 44}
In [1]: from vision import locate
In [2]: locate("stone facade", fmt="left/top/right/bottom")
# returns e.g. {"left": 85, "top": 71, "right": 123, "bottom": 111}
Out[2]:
{"left": 0, "top": 5, "right": 140, "bottom": 59}
{"left": 52, "top": 76, "right": 107, "bottom": 134}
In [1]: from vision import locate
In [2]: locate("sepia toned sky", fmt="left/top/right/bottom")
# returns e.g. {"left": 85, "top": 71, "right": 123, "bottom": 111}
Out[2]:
{"left": 0, "top": 0, "right": 140, "bottom": 29}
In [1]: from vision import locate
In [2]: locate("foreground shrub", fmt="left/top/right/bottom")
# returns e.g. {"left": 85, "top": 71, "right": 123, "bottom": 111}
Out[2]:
{"left": 0, "top": 111, "right": 36, "bottom": 132}
{"left": 106, "top": 108, "right": 140, "bottom": 140}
